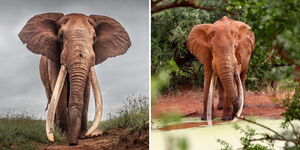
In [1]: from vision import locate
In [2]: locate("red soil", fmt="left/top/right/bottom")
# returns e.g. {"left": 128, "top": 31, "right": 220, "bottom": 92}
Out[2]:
{"left": 152, "top": 88, "right": 288, "bottom": 120}
{"left": 42, "top": 128, "right": 148, "bottom": 150}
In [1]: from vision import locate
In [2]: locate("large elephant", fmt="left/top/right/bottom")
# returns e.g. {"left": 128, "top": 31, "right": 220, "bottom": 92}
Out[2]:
{"left": 18, "top": 13, "right": 131, "bottom": 145}
{"left": 187, "top": 16, "right": 255, "bottom": 125}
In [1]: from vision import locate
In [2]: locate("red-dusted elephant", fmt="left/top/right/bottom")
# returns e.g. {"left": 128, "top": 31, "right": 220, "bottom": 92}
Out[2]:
{"left": 187, "top": 16, "right": 255, "bottom": 124}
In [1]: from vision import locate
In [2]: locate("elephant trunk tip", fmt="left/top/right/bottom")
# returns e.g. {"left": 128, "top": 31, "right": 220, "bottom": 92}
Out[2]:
{"left": 69, "top": 139, "right": 78, "bottom": 146}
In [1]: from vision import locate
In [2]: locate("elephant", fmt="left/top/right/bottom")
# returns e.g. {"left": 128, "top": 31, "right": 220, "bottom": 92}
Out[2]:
{"left": 187, "top": 16, "right": 255, "bottom": 125}
{"left": 18, "top": 13, "right": 131, "bottom": 145}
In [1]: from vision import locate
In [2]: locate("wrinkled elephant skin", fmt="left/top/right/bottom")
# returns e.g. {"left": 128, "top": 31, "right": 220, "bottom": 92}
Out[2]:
{"left": 187, "top": 16, "right": 255, "bottom": 123}
{"left": 18, "top": 13, "right": 131, "bottom": 145}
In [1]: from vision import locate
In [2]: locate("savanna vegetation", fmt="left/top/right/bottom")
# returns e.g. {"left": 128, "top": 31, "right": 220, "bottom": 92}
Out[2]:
{"left": 0, "top": 95, "right": 149, "bottom": 150}
{"left": 152, "top": 0, "right": 298, "bottom": 91}
{"left": 151, "top": 0, "right": 299, "bottom": 149}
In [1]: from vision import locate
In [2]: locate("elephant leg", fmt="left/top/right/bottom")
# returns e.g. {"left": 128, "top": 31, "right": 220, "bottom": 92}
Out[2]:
{"left": 55, "top": 80, "right": 70, "bottom": 133}
{"left": 79, "top": 77, "right": 103, "bottom": 138}
{"left": 80, "top": 78, "right": 90, "bottom": 136}
{"left": 201, "top": 64, "right": 215, "bottom": 120}
{"left": 217, "top": 78, "right": 225, "bottom": 110}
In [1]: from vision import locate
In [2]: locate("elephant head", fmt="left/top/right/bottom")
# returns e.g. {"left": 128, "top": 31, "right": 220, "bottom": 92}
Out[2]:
{"left": 187, "top": 16, "right": 255, "bottom": 124}
{"left": 18, "top": 13, "right": 131, "bottom": 145}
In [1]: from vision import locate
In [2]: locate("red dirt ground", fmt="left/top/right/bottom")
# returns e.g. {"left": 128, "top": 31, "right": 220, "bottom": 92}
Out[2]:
{"left": 41, "top": 128, "right": 149, "bottom": 150}
{"left": 152, "top": 88, "right": 289, "bottom": 130}
{"left": 151, "top": 88, "right": 287, "bottom": 131}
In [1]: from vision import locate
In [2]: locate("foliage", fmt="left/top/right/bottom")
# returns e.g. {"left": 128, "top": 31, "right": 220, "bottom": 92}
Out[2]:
{"left": 151, "top": 60, "right": 175, "bottom": 101}
{"left": 151, "top": 0, "right": 232, "bottom": 14}
{"left": 166, "top": 136, "right": 189, "bottom": 150}
{"left": 226, "top": 0, "right": 300, "bottom": 86}
{"left": 151, "top": 0, "right": 291, "bottom": 91}
{"left": 152, "top": 6, "right": 232, "bottom": 90}
{"left": 99, "top": 95, "right": 149, "bottom": 132}
{"left": 219, "top": 116, "right": 300, "bottom": 150}
{"left": 151, "top": 62, "right": 188, "bottom": 150}
{"left": 216, "top": 0, "right": 300, "bottom": 149}
{"left": 218, "top": 80, "right": 300, "bottom": 150}
{"left": 152, "top": 1, "right": 299, "bottom": 150}
{"left": 0, "top": 112, "right": 66, "bottom": 150}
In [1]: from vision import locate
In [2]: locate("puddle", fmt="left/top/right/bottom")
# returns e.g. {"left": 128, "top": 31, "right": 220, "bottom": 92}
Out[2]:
{"left": 151, "top": 118, "right": 299, "bottom": 150}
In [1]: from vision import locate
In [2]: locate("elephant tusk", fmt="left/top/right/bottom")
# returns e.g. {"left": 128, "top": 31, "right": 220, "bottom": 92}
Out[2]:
{"left": 232, "top": 73, "right": 244, "bottom": 122}
{"left": 85, "top": 67, "right": 103, "bottom": 136}
{"left": 46, "top": 65, "right": 67, "bottom": 142}
{"left": 207, "top": 72, "right": 217, "bottom": 126}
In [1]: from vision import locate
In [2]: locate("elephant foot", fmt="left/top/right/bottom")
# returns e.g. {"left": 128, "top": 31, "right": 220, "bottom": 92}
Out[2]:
{"left": 80, "top": 129, "right": 103, "bottom": 139}
{"left": 221, "top": 113, "right": 234, "bottom": 120}
{"left": 201, "top": 113, "right": 215, "bottom": 120}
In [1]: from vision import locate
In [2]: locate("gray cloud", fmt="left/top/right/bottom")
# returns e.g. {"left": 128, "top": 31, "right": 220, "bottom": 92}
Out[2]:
{"left": 0, "top": 0, "right": 149, "bottom": 120}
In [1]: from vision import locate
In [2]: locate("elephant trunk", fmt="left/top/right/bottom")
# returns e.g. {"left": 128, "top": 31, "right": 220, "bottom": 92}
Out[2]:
{"left": 219, "top": 71, "right": 237, "bottom": 101}
{"left": 68, "top": 60, "right": 89, "bottom": 145}
{"left": 217, "top": 61, "right": 244, "bottom": 120}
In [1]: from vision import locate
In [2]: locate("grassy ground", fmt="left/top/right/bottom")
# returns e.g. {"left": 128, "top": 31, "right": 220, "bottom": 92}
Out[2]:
{"left": 0, "top": 113, "right": 65, "bottom": 150}
{"left": 99, "top": 95, "right": 149, "bottom": 132}
{"left": 0, "top": 95, "right": 149, "bottom": 150}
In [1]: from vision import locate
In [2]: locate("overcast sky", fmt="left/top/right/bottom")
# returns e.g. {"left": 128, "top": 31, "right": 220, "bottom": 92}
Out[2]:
{"left": 0, "top": 0, "right": 149, "bottom": 120}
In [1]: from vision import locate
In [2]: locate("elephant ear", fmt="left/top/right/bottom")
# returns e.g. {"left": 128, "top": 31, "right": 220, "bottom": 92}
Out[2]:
{"left": 89, "top": 15, "right": 131, "bottom": 64}
{"left": 18, "top": 13, "right": 64, "bottom": 63}
{"left": 236, "top": 21, "right": 255, "bottom": 52}
{"left": 187, "top": 24, "right": 212, "bottom": 64}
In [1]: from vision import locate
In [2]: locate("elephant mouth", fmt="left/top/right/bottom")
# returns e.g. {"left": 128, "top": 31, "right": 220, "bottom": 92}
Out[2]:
{"left": 206, "top": 71, "right": 244, "bottom": 125}
{"left": 45, "top": 65, "right": 103, "bottom": 142}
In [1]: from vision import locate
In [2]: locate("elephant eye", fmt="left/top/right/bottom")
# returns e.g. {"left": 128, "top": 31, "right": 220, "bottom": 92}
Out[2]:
{"left": 58, "top": 30, "right": 64, "bottom": 42}
{"left": 93, "top": 34, "right": 96, "bottom": 43}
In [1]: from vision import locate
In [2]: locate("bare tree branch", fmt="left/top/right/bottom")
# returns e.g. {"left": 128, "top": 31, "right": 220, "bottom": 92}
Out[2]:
{"left": 238, "top": 117, "right": 300, "bottom": 145}
{"left": 151, "top": 0, "right": 235, "bottom": 15}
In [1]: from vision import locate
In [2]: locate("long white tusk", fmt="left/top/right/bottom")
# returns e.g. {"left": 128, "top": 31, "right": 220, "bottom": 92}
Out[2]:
{"left": 46, "top": 65, "right": 67, "bottom": 142}
{"left": 207, "top": 72, "right": 217, "bottom": 126}
{"left": 85, "top": 67, "right": 103, "bottom": 136}
{"left": 232, "top": 73, "right": 244, "bottom": 122}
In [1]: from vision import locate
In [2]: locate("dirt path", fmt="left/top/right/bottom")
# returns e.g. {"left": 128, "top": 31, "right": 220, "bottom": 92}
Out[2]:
{"left": 152, "top": 89, "right": 287, "bottom": 120}
{"left": 41, "top": 128, "right": 149, "bottom": 150}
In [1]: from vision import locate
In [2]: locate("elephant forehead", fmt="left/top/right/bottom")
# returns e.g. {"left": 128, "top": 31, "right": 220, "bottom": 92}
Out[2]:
{"left": 60, "top": 14, "right": 95, "bottom": 34}
{"left": 65, "top": 13, "right": 88, "bottom": 18}
{"left": 211, "top": 23, "right": 235, "bottom": 33}
{"left": 61, "top": 14, "right": 90, "bottom": 25}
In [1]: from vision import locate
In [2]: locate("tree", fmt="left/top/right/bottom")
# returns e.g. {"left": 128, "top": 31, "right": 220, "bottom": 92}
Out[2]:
{"left": 151, "top": 0, "right": 287, "bottom": 90}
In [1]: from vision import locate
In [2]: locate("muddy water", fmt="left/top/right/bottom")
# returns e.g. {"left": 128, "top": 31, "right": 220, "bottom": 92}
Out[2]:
{"left": 151, "top": 118, "right": 297, "bottom": 150}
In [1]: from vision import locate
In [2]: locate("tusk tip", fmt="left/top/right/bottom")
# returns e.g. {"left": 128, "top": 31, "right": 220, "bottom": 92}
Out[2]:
{"left": 85, "top": 130, "right": 93, "bottom": 136}
{"left": 47, "top": 134, "right": 55, "bottom": 142}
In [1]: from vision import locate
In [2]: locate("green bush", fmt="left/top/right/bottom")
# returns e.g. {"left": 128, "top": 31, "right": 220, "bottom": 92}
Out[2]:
{"left": 99, "top": 95, "right": 149, "bottom": 132}
{"left": 151, "top": 1, "right": 288, "bottom": 91}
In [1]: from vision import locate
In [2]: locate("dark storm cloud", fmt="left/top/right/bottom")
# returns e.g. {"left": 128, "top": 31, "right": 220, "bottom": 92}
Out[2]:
{"left": 0, "top": 0, "right": 149, "bottom": 119}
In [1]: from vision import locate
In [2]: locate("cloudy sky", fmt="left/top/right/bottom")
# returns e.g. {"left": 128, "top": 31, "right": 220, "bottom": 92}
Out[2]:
{"left": 0, "top": 0, "right": 149, "bottom": 120}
